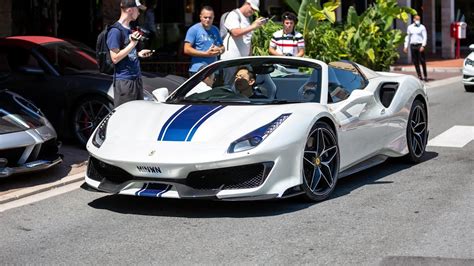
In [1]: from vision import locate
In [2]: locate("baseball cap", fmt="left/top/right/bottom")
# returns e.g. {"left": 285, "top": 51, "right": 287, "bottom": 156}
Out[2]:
{"left": 246, "top": 0, "right": 260, "bottom": 12}
{"left": 121, "top": 0, "right": 146, "bottom": 11}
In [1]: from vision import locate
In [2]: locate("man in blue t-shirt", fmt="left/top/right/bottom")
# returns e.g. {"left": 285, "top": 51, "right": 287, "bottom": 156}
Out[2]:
{"left": 107, "top": 0, "right": 154, "bottom": 107}
{"left": 184, "top": 6, "right": 224, "bottom": 77}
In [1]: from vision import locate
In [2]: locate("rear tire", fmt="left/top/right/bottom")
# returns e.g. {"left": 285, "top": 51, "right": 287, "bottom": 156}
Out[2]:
{"left": 405, "top": 100, "right": 428, "bottom": 163}
{"left": 464, "top": 85, "right": 474, "bottom": 92}
{"left": 72, "top": 96, "right": 113, "bottom": 146}
{"left": 301, "top": 121, "right": 340, "bottom": 202}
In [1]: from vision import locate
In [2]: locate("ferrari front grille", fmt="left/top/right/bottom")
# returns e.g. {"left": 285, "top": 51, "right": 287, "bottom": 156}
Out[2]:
{"left": 0, "top": 147, "right": 25, "bottom": 167}
{"left": 87, "top": 157, "right": 134, "bottom": 184}
{"left": 186, "top": 162, "right": 274, "bottom": 190}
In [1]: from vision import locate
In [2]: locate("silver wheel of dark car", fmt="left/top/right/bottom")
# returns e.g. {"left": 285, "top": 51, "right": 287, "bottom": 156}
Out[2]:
{"left": 406, "top": 100, "right": 427, "bottom": 163}
{"left": 301, "top": 121, "right": 339, "bottom": 202}
{"left": 73, "top": 97, "right": 113, "bottom": 146}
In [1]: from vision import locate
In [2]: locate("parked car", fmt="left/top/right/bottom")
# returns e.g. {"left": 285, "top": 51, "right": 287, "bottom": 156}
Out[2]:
{"left": 84, "top": 56, "right": 428, "bottom": 202}
{"left": 0, "top": 90, "right": 62, "bottom": 178}
{"left": 462, "top": 44, "right": 474, "bottom": 92}
{"left": 0, "top": 36, "right": 186, "bottom": 145}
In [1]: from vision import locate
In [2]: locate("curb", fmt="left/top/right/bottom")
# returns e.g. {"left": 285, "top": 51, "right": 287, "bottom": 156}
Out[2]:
{"left": 0, "top": 172, "right": 85, "bottom": 205}
{"left": 425, "top": 76, "right": 462, "bottom": 89}
{"left": 390, "top": 66, "right": 462, "bottom": 73}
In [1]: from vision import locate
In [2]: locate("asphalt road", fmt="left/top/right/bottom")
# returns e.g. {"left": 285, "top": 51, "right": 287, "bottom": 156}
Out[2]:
{"left": 0, "top": 79, "right": 473, "bottom": 265}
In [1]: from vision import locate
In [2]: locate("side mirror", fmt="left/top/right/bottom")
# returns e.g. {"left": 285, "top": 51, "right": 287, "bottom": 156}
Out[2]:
{"left": 152, "top": 87, "right": 169, "bottom": 102}
{"left": 469, "top": 44, "right": 474, "bottom": 51}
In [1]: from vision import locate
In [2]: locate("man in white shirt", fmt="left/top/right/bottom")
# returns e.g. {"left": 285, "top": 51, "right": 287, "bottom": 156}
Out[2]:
{"left": 221, "top": 0, "right": 266, "bottom": 59}
{"left": 403, "top": 15, "right": 428, "bottom": 81}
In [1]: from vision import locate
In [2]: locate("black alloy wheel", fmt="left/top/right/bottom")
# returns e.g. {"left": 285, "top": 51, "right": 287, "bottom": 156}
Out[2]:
{"left": 406, "top": 99, "right": 428, "bottom": 163}
{"left": 73, "top": 96, "right": 113, "bottom": 146}
{"left": 301, "top": 121, "right": 340, "bottom": 202}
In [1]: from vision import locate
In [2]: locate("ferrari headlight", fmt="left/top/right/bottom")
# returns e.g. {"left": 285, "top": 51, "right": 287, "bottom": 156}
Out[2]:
{"left": 228, "top": 113, "right": 291, "bottom": 153}
{"left": 92, "top": 111, "right": 114, "bottom": 148}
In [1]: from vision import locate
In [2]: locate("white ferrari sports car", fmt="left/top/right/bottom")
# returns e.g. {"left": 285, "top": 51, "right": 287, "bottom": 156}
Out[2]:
{"left": 462, "top": 44, "right": 474, "bottom": 92}
{"left": 1, "top": 90, "right": 62, "bottom": 177}
{"left": 85, "top": 57, "right": 428, "bottom": 201}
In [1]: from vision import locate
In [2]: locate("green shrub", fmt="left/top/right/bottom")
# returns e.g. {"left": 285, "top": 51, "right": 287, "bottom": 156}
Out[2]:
{"left": 251, "top": 0, "right": 416, "bottom": 71}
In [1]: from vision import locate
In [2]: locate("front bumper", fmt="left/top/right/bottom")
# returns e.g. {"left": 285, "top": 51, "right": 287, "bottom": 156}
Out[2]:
{"left": 85, "top": 156, "right": 278, "bottom": 200}
{"left": 0, "top": 138, "right": 62, "bottom": 178}
{"left": 0, "top": 157, "right": 63, "bottom": 178}
{"left": 462, "top": 65, "right": 474, "bottom": 85}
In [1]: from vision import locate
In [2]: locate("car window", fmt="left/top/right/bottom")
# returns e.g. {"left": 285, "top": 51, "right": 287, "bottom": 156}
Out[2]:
{"left": 37, "top": 42, "right": 98, "bottom": 74}
{"left": 0, "top": 91, "right": 45, "bottom": 134}
{"left": 0, "top": 51, "right": 11, "bottom": 79}
{"left": 2, "top": 47, "right": 41, "bottom": 72}
{"left": 328, "top": 61, "right": 368, "bottom": 103}
{"left": 170, "top": 58, "right": 322, "bottom": 104}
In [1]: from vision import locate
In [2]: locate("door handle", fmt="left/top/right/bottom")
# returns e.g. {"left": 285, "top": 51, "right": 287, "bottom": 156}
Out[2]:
{"left": 380, "top": 109, "right": 386, "bottom": 115}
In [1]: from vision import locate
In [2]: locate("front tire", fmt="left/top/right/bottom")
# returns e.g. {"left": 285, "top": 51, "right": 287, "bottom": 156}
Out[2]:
{"left": 72, "top": 96, "right": 113, "bottom": 146}
{"left": 301, "top": 121, "right": 340, "bottom": 202}
{"left": 406, "top": 100, "right": 428, "bottom": 163}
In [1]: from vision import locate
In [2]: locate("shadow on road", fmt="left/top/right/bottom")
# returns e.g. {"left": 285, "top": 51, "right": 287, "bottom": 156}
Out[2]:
{"left": 87, "top": 151, "right": 438, "bottom": 218}
{"left": 330, "top": 151, "right": 438, "bottom": 200}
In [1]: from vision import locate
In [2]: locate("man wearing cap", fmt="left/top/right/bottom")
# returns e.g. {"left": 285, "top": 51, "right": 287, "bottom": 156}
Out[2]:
{"left": 221, "top": 0, "right": 266, "bottom": 60}
{"left": 269, "top": 12, "right": 304, "bottom": 57}
{"left": 107, "top": 0, "right": 154, "bottom": 107}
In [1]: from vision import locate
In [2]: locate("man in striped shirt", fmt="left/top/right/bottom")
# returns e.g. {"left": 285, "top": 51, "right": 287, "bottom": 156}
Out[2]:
{"left": 269, "top": 12, "right": 304, "bottom": 57}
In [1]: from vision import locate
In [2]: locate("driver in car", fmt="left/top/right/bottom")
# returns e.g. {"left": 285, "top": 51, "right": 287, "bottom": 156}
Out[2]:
{"left": 186, "top": 66, "right": 266, "bottom": 100}
{"left": 233, "top": 66, "right": 266, "bottom": 99}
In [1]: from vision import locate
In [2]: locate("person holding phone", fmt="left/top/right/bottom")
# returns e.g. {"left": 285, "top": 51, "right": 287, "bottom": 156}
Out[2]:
{"left": 221, "top": 0, "right": 266, "bottom": 60}
{"left": 107, "top": 0, "right": 154, "bottom": 107}
{"left": 269, "top": 12, "right": 304, "bottom": 57}
{"left": 184, "top": 6, "right": 224, "bottom": 77}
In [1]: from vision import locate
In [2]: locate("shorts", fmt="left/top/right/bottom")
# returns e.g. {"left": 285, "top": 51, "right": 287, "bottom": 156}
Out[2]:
{"left": 113, "top": 77, "right": 144, "bottom": 107}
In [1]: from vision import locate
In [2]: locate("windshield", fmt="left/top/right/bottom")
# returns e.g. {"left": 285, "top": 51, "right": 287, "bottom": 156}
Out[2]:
{"left": 38, "top": 42, "right": 98, "bottom": 74}
{"left": 168, "top": 58, "right": 322, "bottom": 105}
{"left": 0, "top": 91, "right": 46, "bottom": 134}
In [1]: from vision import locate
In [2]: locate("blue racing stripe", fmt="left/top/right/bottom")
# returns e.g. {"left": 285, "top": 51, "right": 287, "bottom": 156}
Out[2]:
{"left": 137, "top": 183, "right": 170, "bottom": 197}
{"left": 157, "top": 105, "right": 190, "bottom": 141}
{"left": 162, "top": 105, "right": 221, "bottom": 141}
{"left": 185, "top": 105, "right": 225, "bottom": 141}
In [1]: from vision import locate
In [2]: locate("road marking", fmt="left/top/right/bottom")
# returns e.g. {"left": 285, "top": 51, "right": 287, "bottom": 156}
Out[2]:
{"left": 0, "top": 181, "right": 81, "bottom": 213}
{"left": 428, "top": 125, "right": 474, "bottom": 148}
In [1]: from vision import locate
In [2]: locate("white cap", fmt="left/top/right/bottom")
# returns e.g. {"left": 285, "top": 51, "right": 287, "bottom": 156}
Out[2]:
{"left": 246, "top": 0, "right": 260, "bottom": 12}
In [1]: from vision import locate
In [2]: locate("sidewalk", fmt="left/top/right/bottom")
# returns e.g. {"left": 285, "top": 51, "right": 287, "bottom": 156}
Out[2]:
{"left": 390, "top": 58, "right": 463, "bottom": 82}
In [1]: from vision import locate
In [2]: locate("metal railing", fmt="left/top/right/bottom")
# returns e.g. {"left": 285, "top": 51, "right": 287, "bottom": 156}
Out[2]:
{"left": 141, "top": 61, "right": 190, "bottom": 77}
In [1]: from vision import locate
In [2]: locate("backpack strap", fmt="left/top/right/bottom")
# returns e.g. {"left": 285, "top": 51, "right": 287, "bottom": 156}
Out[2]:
{"left": 224, "top": 9, "right": 242, "bottom": 51}
{"left": 107, "top": 22, "right": 127, "bottom": 78}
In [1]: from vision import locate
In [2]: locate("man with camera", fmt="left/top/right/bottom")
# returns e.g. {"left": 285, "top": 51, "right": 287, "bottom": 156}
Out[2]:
{"left": 269, "top": 12, "right": 304, "bottom": 57}
{"left": 107, "top": 0, "right": 154, "bottom": 107}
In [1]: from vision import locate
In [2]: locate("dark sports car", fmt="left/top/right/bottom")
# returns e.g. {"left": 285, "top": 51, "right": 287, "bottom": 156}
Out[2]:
{"left": 0, "top": 36, "right": 185, "bottom": 145}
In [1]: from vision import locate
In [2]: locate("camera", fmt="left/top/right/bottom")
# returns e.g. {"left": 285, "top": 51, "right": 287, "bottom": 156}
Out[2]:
{"left": 131, "top": 26, "right": 150, "bottom": 42}
{"left": 284, "top": 53, "right": 293, "bottom": 56}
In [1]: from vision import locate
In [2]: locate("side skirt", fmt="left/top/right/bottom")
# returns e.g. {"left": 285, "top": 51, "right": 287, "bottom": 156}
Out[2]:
{"left": 339, "top": 155, "right": 388, "bottom": 179}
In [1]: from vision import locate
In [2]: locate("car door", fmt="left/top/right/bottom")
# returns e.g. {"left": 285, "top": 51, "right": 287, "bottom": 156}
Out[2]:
{"left": 0, "top": 45, "right": 68, "bottom": 131}
{"left": 326, "top": 62, "right": 387, "bottom": 169}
